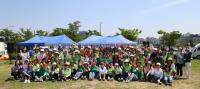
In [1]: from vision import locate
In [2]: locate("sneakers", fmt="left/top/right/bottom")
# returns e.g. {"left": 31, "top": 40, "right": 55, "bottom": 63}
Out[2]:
{"left": 27, "top": 79, "right": 31, "bottom": 83}
{"left": 24, "top": 79, "right": 28, "bottom": 83}
{"left": 39, "top": 78, "right": 43, "bottom": 82}
{"left": 24, "top": 79, "right": 30, "bottom": 83}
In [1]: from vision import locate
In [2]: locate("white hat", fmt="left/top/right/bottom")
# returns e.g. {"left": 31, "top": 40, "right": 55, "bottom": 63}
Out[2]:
{"left": 40, "top": 49, "right": 44, "bottom": 52}
{"left": 53, "top": 62, "right": 57, "bottom": 65}
{"left": 168, "top": 57, "right": 173, "bottom": 61}
{"left": 74, "top": 50, "right": 80, "bottom": 53}
{"left": 156, "top": 63, "right": 161, "bottom": 66}
{"left": 118, "top": 47, "right": 122, "bottom": 50}
{"left": 115, "top": 63, "right": 119, "bottom": 66}
{"left": 130, "top": 54, "right": 135, "bottom": 57}
{"left": 154, "top": 48, "right": 158, "bottom": 51}
{"left": 55, "top": 51, "right": 59, "bottom": 54}
{"left": 25, "top": 59, "right": 29, "bottom": 62}
{"left": 124, "top": 59, "right": 129, "bottom": 62}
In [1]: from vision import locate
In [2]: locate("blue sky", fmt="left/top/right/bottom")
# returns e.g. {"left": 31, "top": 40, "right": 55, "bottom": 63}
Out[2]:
{"left": 0, "top": 0, "right": 199, "bottom": 38}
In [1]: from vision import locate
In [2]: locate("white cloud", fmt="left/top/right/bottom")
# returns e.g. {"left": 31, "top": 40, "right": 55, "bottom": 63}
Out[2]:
{"left": 140, "top": 0, "right": 190, "bottom": 14}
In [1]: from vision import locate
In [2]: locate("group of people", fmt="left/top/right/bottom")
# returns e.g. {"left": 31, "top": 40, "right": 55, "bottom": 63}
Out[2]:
{"left": 11, "top": 44, "right": 192, "bottom": 86}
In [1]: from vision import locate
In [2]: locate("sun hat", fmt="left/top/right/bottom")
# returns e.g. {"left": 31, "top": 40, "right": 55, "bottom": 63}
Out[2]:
{"left": 52, "top": 62, "right": 57, "bottom": 65}
{"left": 124, "top": 59, "right": 129, "bottom": 62}
{"left": 156, "top": 63, "right": 161, "bottom": 66}
{"left": 40, "top": 49, "right": 44, "bottom": 52}
{"left": 168, "top": 57, "right": 173, "bottom": 61}
{"left": 115, "top": 63, "right": 119, "bottom": 66}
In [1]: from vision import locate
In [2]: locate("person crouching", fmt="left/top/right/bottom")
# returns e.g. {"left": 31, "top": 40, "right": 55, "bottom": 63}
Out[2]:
{"left": 60, "top": 62, "right": 71, "bottom": 81}
{"left": 23, "top": 63, "right": 34, "bottom": 83}
{"left": 50, "top": 62, "right": 60, "bottom": 82}
{"left": 99, "top": 62, "right": 107, "bottom": 81}
{"left": 152, "top": 63, "right": 163, "bottom": 85}
{"left": 89, "top": 62, "right": 98, "bottom": 81}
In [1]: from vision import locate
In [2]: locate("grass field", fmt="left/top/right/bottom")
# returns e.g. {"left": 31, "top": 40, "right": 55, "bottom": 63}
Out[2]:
{"left": 0, "top": 60, "right": 200, "bottom": 89}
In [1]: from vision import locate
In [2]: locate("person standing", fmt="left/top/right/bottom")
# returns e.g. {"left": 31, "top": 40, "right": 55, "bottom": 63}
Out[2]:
{"left": 175, "top": 47, "right": 184, "bottom": 78}
{"left": 184, "top": 49, "right": 192, "bottom": 79}
{"left": 20, "top": 47, "right": 30, "bottom": 64}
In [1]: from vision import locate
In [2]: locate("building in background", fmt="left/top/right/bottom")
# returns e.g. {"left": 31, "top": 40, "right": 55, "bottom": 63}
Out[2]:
{"left": 136, "top": 37, "right": 160, "bottom": 46}
{"left": 179, "top": 33, "right": 200, "bottom": 46}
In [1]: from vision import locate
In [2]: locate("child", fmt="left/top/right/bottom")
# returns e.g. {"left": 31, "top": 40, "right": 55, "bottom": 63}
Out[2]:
{"left": 50, "top": 62, "right": 60, "bottom": 81}
{"left": 82, "top": 62, "right": 90, "bottom": 80}
{"left": 129, "top": 64, "right": 139, "bottom": 81}
{"left": 166, "top": 57, "right": 176, "bottom": 77}
{"left": 60, "top": 62, "right": 71, "bottom": 81}
{"left": 114, "top": 63, "right": 122, "bottom": 81}
{"left": 152, "top": 63, "right": 163, "bottom": 85}
{"left": 164, "top": 66, "right": 173, "bottom": 86}
{"left": 35, "top": 64, "right": 48, "bottom": 82}
{"left": 23, "top": 63, "right": 34, "bottom": 83}
{"left": 74, "top": 61, "right": 84, "bottom": 80}
{"left": 89, "top": 62, "right": 98, "bottom": 81}
{"left": 106, "top": 63, "right": 114, "bottom": 81}
{"left": 99, "top": 62, "right": 107, "bottom": 81}
{"left": 122, "top": 59, "right": 131, "bottom": 82}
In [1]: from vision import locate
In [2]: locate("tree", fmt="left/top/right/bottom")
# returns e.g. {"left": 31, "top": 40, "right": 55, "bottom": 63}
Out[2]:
{"left": 50, "top": 21, "right": 82, "bottom": 42}
{"left": 18, "top": 28, "right": 34, "bottom": 40}
{"left": 50, "top": 28, "right": 67, "bottom": 36}
{"left": 35, "top": 30, "right": 48, "bottom": 36}
{"left": 85, "top": 30, "right": 101, "bottom": 37}
{"left": 68, "top": 21, "right": 81, "bottom": 35}
{"left": 0, "top": 28, "right": 22, "bottom": 43}
{"left": 158, "top": 30, "right": 182, "bottom": 47}
{"left": 118, "top": 28, "right": 142, "bottom": 41}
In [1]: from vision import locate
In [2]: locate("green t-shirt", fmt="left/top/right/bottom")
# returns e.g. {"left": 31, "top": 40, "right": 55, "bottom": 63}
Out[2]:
{"left": 90, "top": 66, "right": 98, "bottom": 72}
{"left": 107, "top": 67, "right": 113, "bottom": 74}
{"left": 114, "top": 67, "right": 122, "bottom": 74}
{"left": 38, "top": 67, "right": 48, "bottom": 77}
{"left": 63, "top": 68, "right": 71, "bottom": 77}
{"left": 123, "top": 64, "right": 131, "bottom": 73}
{"left": 131, "top": 68, "right": 139, "bottom": 77}
{"left": 77, "top": 66, "right": 84, "bottom": 72}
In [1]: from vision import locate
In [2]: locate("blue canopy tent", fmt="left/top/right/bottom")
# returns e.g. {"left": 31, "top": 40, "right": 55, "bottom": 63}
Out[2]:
{"left": 78, "top": 35, "right": 105, "bottom": 45}
{"left": 16, "top": 35, "right": 45, "bottom": 46}
{"left": 16, "top": 35, "right": 76, "bottom": 46}
{"left": 95, "top": 35, "right": 137, "bottom": 45}
{"left": 43, "top": 35, "right": 76, "bottom": 45}
{"left": 78, "top": 35, "right": 137, "bottom": 46}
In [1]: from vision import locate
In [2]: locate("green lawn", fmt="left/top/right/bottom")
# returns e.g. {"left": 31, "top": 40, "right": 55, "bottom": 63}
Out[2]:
{"left": 0, "top": 60, "right": 200, "bottom": 89}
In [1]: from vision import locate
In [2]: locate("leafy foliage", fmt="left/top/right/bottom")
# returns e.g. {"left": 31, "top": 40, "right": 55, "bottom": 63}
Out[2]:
{"left": 158, "top": 30, "right": 182, "bottom": 47}
{"left": 0, "top": 29, "right": 22, "bottom": 43}
{"left": 118, "top": 28, "right": 142, "bottom": 41}
{"left": 18, "top": 28, "right": 34, "bottom": 40}
{"left": 35, "top": 30, "right": 48, "bottom": 36}
{"left": 85, "top": 30, "right": 101, "bottom": 36}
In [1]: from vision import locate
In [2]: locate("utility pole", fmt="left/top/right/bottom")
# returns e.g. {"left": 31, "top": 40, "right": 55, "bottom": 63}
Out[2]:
{"left": 99, "top": 22, "right": 102, "bottom": 35}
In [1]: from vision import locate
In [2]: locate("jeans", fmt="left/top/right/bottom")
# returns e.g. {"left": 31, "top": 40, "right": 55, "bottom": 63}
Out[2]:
{"left": 89, "top": 72, "right": 96, "bottom": 79}
{"left": 164, "top": 76, "right": 173, "bottom": 83}
{"left": 129, "top": 73, "right": 138, "bottom": 81}
{"left": 176, "top": 63, "right": 183, "bottom": 77}
{"left": 75, "top": 72, "right": 83, "bottom": 78}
